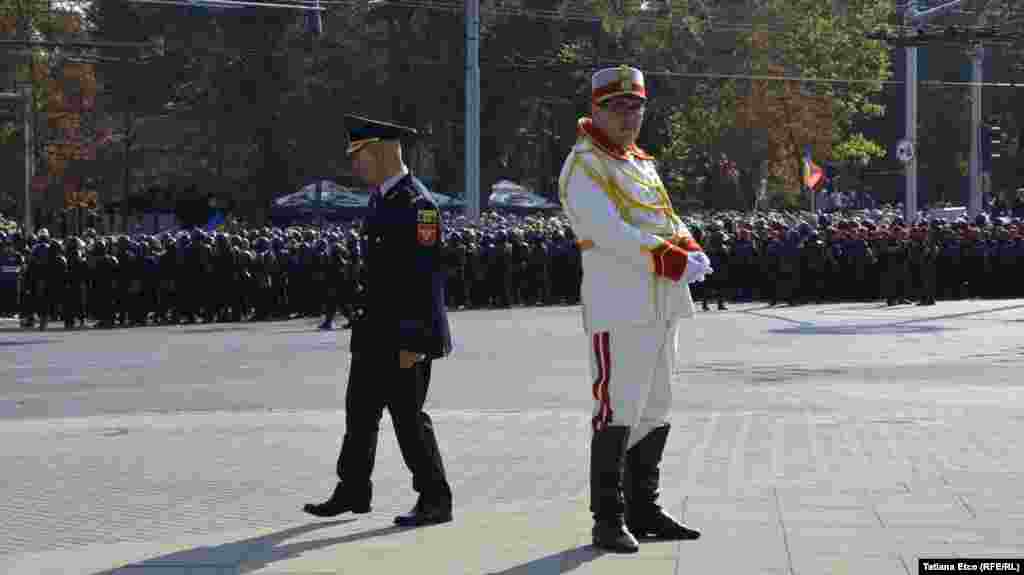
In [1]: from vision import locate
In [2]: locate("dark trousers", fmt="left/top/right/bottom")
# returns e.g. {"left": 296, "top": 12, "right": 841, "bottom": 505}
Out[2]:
{"left": 336, "top": 351, "right": 451, "bottom": 503}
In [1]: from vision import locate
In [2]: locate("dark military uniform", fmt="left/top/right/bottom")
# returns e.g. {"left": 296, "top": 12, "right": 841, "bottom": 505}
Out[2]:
{"left": 306, "top": 115, "right": 452, "bottom": 526}
{"left": 936, "top": 234, "right": 962, "bottom": 300}
{"left": 90, "top": 241, "right": 119, "bottom": 328}
{"left": 880, "top": 232, "right": 910, "bottom": 306}
{"left": 701, "top": 227, "right": 731, "bottom": 311}
{"left": 64, "top": 239, "right": 89, "bottom": 328}
{"left": 909, "top": 227, "right": 937, "bottom": 306}
{"left": 0, "top": 242, "right": 23, "bottom": 317}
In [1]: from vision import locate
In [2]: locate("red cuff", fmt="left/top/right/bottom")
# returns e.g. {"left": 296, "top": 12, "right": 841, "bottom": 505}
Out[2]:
{"left": 650, "top": 242, "right": 689, "bottom": 282}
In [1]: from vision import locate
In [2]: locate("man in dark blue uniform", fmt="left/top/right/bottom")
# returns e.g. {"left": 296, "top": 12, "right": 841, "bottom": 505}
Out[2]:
{"left": 304, "top": 115, "right": 453, "bottom": 527}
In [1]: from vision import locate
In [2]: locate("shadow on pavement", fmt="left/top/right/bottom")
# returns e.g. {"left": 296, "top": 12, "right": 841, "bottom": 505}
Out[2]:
{"left": 0, "top": 337, "right": 56, "bottom": 345}
{"left": 272, "top": 328, "right": 344, "bottom": 335}
{"left": 90, "top": 519, "right": 425, "bottom": 574}
{"left": 179, "top": 325, "right": 256, "bottom": 335}
{"left": 487, "top": 544, "right": 605, "bottom": 574}
{"left": 751, "top": 301, "right": 1024, "bottom": 336}
{"left": 768, "top": 323, "right": 953, "bottom": 336}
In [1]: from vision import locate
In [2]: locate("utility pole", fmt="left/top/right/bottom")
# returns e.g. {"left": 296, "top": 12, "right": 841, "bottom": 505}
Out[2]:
{"left": 464, "top": 0, "right": 480, "bottom": 223}
{"left": 968, "top": 44, "right": 984, "bottom": 218}
{"left": 902, "top": 0, "right": 965, "bottom": 223}
{"left": 0, "top": 90, "right": 31, "bottom": 231}
{"left": 20, "top": 5, "right": 35, "bottom": 234}
{"left": 905, "top": 44, "right": 917, "bottom": 222}
{"left": 23, "top": 83, "right": 33, "bottom": 233}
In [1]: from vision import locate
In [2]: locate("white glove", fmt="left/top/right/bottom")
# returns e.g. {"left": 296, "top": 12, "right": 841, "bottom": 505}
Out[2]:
{"left": 682, "top": 251, "right": 713, "bottom": 284}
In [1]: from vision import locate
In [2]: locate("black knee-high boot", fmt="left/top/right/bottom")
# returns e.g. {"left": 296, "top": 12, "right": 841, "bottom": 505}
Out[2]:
{"left": 590, "top": 425, "right": 639, "bottom": 553}
{"left": 623, "top": 424, "right": 701, "bottom": 540}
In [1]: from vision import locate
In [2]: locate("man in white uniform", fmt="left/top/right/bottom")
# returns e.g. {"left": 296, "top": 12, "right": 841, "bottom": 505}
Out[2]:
{"left": 558, "top": 65, "right": 710, "bottom": 553}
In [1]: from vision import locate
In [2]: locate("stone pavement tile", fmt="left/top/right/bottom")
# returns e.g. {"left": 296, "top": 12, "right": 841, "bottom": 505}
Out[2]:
{"left": 784, "top": 525, "right": 890, "bottom": 554}
{"left": 684, "top": 494, "right": 779, "bottom": 525}
{"left": 874, "top": 495, "right": 972, "bottom": 528}
{"left": 942, "top": 545, "right": 1024, "bottom": 557}
{"left": 672, "top": 520, "right": 789, "bottom": 574}
{"left": 790, "top": 553, "right": 909, "bottom": 575}
{"left": 882, "top": 525, "right": 1020, "bottom": 548}
{"left": 777, "top": 493, "right": 881, "bottom": 529}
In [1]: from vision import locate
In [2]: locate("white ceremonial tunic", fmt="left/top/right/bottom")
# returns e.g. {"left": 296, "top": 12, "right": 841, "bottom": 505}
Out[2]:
{"left": 558, "top": 129, "right": 697, "bottom": 332}
{"left": 558, "top": 120, "right": 699, "bottom": 446}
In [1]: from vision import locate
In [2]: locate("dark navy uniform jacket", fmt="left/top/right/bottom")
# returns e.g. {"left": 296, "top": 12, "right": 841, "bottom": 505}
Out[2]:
{"left": 350, "top": 173, "right": 452, "bottom": 360}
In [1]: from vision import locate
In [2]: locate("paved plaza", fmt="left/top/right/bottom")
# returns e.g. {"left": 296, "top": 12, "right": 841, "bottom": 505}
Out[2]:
{"left": 1, "top": 300, "right": 1023, "bottom": 574}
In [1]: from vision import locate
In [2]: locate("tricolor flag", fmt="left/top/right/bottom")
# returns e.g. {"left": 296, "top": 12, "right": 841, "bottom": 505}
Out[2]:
{"left": 802, "top": 145, "right": 824, "bottom": 191}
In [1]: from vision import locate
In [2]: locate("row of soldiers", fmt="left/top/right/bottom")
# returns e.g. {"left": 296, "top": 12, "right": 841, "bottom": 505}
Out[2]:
{"left": 0, "top": 216, "right": 582, "bottom": 330}
{"left": 694, "top": 215, "right": 1024, "bottom": 309}
{"left": 3, "top": 211, "right": 1024, "bottom": 330}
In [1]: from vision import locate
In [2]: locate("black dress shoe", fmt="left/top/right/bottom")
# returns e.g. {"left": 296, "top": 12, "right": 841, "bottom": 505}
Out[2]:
{"left": 303, "top": 483, "right": 371, "bottom": 517}
{"left": 393, "top": 499, "right": 452, "bottom": 527}
{"left": 627, "top": 509, "right": 701, "bottom": 541}
{"left": 592, "top": 520, "right": 639, "bottom": 553}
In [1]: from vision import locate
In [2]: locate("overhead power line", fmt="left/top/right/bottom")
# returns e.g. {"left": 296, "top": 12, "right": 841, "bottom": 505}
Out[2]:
{"left": 127, "top": 0, "right": 325, "bottom": 10}
{"left": 122, "top": 0, "right": 787, "bottom": 30}
{"left": 494, "top": 59, "right": 1024, "bottom": 89}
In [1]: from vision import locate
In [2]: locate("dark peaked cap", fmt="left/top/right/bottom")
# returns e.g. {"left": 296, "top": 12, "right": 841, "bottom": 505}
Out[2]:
{"left": 345, "top": 114, "right": 419, "bottom": 155}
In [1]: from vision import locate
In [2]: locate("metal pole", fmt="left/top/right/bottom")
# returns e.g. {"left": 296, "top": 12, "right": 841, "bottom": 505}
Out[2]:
{"left": 968, "top": 45, "right": 983, "bottom": 218}
{"left": 316, "top": 179, "right": 323, "bottom": 230}
{"left": 904, "top": 46, "right": 917, "bottom": 223}
{"left": 464, "top": 0, "right": 480, "bottom": 223}
{"left": 23, "top": 84, "right": 33, "bottom": 233}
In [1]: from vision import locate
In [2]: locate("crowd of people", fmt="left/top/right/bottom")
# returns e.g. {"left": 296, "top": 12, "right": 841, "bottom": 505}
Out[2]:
{"left": 2, "top": 207, "right": 1023, "bottom": 330}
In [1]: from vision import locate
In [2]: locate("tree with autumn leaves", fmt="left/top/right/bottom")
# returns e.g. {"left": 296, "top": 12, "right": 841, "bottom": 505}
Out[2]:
{"left": 591, "top": 0, "right": 891, "bottom": 207}
{"left": 1, "top": 0, "right": 104, "bottom": 211}
{"left": 735, "top": 0, "right": 891, "bottom": 200}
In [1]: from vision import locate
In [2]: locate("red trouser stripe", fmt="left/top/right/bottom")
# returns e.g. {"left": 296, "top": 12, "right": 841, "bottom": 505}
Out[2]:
{"left": 592, "top": 332, "right": 613, "bottom": 431}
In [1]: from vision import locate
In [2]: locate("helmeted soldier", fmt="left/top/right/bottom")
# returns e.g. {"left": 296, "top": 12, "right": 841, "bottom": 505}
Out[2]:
{"left": 799, "top": 230, "right": 831, "bottom": 304}
{"left": 26, "top": 230, "right": 56, "bottom": 330}
{"left": 90, "top": 239, "right": 119, "bottom": 328}
{"left": 701, "top": 222, "right": 731, "bottom": 311}
{"left": 63, "top": 237, "right": 88, "bottom": 329}
{"left": 936, "top": 225, "right": 962, "bottom": 300}
{"left": 527, "top": 230, "right": 551, "bottom": 305}
{"left": 0, "top": 234, "right": 24, "bottom": 318}
{"left": 880, "top": 226, "right": 911, "bottom": 306}
{"left": 318, "top": 238, "right": 350, "bottom": 330}
{"left": 909, "top": 224, "right": 937, "bottom": 305}
{"left": 731, "top": 226, "right": 757, "bottom": 302}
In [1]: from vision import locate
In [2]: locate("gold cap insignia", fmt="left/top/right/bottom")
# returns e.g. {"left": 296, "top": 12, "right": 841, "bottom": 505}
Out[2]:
{"left": 618, "top": 66, "right": 632, "bottom": 92}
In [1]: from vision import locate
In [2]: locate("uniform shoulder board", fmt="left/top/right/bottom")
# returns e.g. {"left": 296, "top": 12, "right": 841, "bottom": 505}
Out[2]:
{"left": 417, "top": 208, "right": 439, "bottom": 224}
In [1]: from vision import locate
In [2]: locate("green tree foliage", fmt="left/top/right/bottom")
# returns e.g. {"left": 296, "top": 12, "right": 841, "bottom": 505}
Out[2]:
{"left": 832, "top": 132, "right": 885, "bottom": 165}
{"left": 740, "top": 0, "right": 891, "bottom": 191}
{"left": 660, "top": 81, "right": 736, "bottom": 201}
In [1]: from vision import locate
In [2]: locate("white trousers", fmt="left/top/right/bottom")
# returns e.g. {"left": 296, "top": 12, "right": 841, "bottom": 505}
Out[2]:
{"left": 588, "top": 319, "right": 678, "bottom": 450}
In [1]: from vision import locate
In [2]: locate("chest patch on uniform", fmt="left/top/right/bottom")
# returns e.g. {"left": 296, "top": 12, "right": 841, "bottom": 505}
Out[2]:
{"left": 417, "top": 209, "right": 439, "bottom": 224}
{"left": 417, "top": 224, "right": 438, "bottom": 246}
